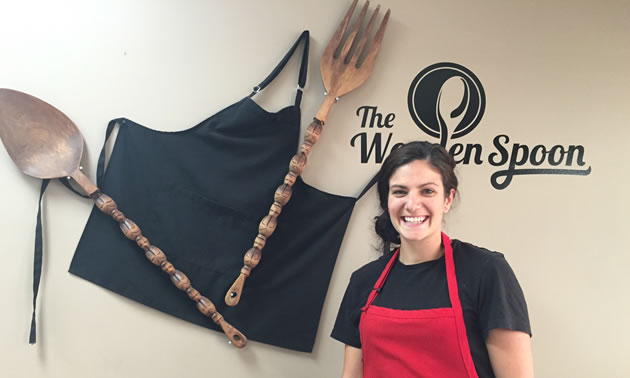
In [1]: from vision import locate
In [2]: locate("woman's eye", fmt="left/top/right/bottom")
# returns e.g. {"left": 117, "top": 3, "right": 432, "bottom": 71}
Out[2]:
{"left": 391, "top": 190, "right": 406, "bottom": 196}
{"left": 422, "top": 188, "right": 435, "bottom": 195}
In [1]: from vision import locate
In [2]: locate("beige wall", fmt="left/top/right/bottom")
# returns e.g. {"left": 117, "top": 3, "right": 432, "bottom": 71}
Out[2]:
{"left": 1, "top": 0, "right": 628, "bottom": 376}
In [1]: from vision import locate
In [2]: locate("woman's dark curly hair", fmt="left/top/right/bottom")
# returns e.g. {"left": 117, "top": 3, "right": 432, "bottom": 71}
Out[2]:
{"left": 374, "top": 141, "right": 458, "bottom": 249}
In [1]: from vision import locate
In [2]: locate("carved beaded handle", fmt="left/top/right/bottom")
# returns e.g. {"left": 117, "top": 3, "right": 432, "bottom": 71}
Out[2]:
{"left": 86, "top": 186, "right": 247, "bottom": 348}
{"left": 225, "top": 118, "right": 323, "bottom": 306}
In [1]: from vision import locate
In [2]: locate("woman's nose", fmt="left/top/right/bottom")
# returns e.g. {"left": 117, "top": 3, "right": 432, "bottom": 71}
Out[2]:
{"left": 406, "top": 193, "right": 421, "bottom": 211}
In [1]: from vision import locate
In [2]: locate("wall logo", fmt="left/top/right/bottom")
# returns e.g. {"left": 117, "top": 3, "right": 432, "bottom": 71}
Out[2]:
{"left": 408, "top": 63, "right": 485, "bottom": 148}
{"left": 348, "top": 62, "right": 592, "bottom": 190}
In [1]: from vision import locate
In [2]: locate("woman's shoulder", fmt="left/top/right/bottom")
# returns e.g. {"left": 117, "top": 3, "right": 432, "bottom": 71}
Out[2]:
{"left": 451, "top": 238, "right": 510, "bottom": 271}
{"left": 451, "top": 238, "right": 525, "bottom": 291}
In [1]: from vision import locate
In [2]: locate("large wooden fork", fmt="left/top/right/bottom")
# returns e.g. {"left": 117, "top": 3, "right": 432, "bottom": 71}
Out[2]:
{"left": 225, "top": 0, "right": 391, "bottom": 306}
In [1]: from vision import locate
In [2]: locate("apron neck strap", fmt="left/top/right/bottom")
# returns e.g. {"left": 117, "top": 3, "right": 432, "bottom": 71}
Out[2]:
{"left": 362, "top": 233, "right": 456, "bottom": 312}
{"left": 361, "top": 248, "right": 400, "bottom": 311}
{"left": 442, "top": 232, "right": 461, "bottom": 310}
{"left": 249, "top": 30, "right": 310, "bottom": 107}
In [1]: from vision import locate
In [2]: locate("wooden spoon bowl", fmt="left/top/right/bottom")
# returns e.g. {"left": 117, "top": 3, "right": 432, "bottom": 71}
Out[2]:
{"left": 0, "top": 88, "right": 83, "bottom": 179}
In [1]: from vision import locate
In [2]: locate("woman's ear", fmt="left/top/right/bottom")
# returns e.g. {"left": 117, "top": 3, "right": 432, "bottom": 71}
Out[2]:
{"left": 444, "top": 188, "right": 455, "bottom": 213}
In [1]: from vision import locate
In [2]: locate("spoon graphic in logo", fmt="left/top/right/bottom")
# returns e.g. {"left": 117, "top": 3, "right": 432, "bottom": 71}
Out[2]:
{"left": 408, "top": 63, "right": 485, "bottom": 147}
{"left": 437, "top": 77, "right": 468, "bottom": 147}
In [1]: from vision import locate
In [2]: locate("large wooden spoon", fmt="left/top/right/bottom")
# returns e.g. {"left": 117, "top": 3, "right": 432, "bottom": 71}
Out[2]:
{"left": 0, "top": 88, "right": 247, "bottom": 348}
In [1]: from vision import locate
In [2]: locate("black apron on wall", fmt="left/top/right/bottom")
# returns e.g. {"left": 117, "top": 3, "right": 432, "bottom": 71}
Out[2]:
{"left": 68, "top": 30, "right": 374, "bottom": 352}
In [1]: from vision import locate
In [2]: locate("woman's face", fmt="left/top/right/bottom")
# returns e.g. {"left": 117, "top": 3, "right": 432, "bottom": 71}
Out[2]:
{"left": 387, "top": 159, "right": 454, "bottom": 249}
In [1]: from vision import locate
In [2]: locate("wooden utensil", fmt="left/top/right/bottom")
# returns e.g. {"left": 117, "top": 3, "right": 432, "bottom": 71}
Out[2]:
{"left": 225, "top": 0, "right": 390, "bottom": 306}
{"left": 0, "top": 88, "right": 247, "bottom": 348}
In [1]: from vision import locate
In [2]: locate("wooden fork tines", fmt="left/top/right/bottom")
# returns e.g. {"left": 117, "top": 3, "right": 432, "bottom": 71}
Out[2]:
{"left": 317, "top": 0, "right": 391, "bottom": 123}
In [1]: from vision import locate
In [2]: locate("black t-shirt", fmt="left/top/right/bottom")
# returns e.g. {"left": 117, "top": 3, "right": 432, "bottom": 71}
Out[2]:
{"left": 331, "top": 239, "right": 531, "bottom": 378}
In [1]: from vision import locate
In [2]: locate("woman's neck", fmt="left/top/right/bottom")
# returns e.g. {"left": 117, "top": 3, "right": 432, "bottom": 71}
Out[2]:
{"left": 398, "top": 233, "right": 444, "bottom": 265}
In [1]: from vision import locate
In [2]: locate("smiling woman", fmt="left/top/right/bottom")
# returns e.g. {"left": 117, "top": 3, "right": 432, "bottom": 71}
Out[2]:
{"left": 331, "top": 141, "right": 534, "bottom": 378}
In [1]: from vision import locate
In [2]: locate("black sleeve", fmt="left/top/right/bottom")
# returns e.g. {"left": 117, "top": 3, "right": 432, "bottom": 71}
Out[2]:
{"left": 478, "top": 254, "right": 532, "bottom": 340}
{"left": 330, "top": 275, "right": 365, "bottom": 348}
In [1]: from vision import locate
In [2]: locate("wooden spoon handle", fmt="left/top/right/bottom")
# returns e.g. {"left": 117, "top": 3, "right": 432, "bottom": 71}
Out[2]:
{"left": 225, "top": 118, "right": 324, "bottom": 306}
{"left": 70, "top": 169, "right": 247, "bottom": 348}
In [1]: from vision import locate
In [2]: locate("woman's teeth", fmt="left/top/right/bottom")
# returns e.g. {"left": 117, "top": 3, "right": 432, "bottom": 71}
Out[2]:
{"left": 403, "top": 216, "right": 427, "bottom": 224}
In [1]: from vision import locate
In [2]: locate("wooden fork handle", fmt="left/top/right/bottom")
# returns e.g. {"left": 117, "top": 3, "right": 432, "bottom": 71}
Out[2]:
{"left": 314, "top": 93, "right": 337, "bottom": 125}
{"left": 225, "top": 118, "right": 324, "bottom": 306}
{"left": 69, "top": 169, "right": 247, "bottom": 348}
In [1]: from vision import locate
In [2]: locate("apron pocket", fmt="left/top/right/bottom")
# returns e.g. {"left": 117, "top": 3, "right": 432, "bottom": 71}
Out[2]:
{"left": 154, "top": 182, "right": 259, "bottom": 275}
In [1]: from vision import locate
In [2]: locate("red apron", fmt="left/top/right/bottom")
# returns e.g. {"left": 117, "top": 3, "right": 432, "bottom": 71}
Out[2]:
{"left": 359, "top": 233, "right": 478, "bottom": 378}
